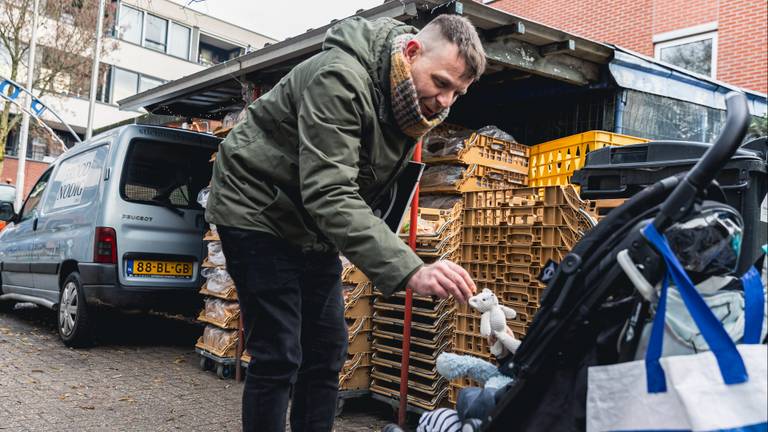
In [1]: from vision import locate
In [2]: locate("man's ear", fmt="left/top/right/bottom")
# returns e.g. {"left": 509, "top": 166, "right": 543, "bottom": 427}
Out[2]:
{"left": 404, "top": 38, "right": 422, "bottom": 64}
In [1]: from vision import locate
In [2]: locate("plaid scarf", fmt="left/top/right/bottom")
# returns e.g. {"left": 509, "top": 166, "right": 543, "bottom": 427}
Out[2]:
{"left": 389, "top": 34, "right": 449, "bottom": 139}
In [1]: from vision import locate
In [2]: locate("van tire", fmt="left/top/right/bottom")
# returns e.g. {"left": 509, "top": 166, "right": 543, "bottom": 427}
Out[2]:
{"left": 0, "top": 299, "right": 15, "bottom": 312}
{"left": 58, "top": 272, "right": 93, "bottom": 347}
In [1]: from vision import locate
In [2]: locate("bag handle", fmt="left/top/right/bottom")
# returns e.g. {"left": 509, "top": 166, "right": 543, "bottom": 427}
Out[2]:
{"left": 643, "top": 223, "right": 749, "bottom": 393}
{"left": 741, "top": 266, "right": 765, "bottom": 344}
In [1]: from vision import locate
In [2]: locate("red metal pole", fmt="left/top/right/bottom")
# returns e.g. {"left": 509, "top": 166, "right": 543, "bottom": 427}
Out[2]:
{"left": 399, "top": 140, "right": 422, "bottom": 426}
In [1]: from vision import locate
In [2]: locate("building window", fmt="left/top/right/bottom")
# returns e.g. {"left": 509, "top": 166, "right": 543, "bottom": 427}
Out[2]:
{"left": 198, "top": 33, "right": 244, "bottom": 66}
{"left": 144, "top": 14, "right": 168, "bottom": 52}
{"left": 117, "top": 4, "right": 143, "bottom": 45}
{"left": 168, "top": 22, "right": 191, "bottom": 59}
{"left": 96, "top": 64, "right": 113, "bottom": 103}
{"left": 112, "top": 67, "right": 139, "bottom": 102}
{"left": 110, "top": 66, "right": 165, "bottom": 103}
{"left": 115, "top": 5, "right": 190, "bottom": 60}
{"left": 654, "top": 25, "right": 717, "bottom": 78}
{"left": 139, "top": 75, "right": 163, "bottom": 93}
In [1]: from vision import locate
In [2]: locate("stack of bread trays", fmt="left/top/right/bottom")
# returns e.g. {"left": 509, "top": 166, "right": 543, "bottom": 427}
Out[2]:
{"left": 337, "top": 262, "right": 375, "bottom": 408}
{"left": 368, "top": 196, "right": 464, "bottom": 411}
{"left": 420, "top": 126, "right": 529, "bottom": 195}
{"left": 194, "top": 144, "right": 241, "bottom": 379}
{"left": 451, "top": 185, "right": 592, "bottom": 402}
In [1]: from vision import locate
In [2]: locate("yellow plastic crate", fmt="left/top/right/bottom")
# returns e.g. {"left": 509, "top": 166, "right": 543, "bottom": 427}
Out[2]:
{"left": 528, "top": 131, "right": 648, "bottom": 187}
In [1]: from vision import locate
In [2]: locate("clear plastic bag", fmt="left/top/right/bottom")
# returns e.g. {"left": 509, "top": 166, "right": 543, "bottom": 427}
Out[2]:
{"left": 419, "top": 195, "right": 462, "bottom": 210}
{"left": 400, "top": 216, "right": 441, "bottom": 235}
{"left": 420, "top": 164, "right": 466, "bottom": 188}
{"left": 201, "top": 267, "right": 233, "bottom": 293}
{"left": 202, "top": 325, "right": 237, "bottom": 350}
{"left": 423, "top": 134, "right": 471, "bottom": 158}
{"left": 207, "top": 241, "right": 226, "bottom": 266}
{"left": 197, "top": 187, "right": 210, "bottom": 209}
{"left": 476, "top": 125, "right": 517, "bottom": 143}
{"left": 203, "top": 298, "right": 239, "bottom": 322}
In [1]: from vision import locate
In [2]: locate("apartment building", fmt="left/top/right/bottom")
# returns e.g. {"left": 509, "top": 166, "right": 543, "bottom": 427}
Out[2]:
{"left": 2, "top": 0, "right": 275, "bottom": 194}
{"left": 487, "top": 0, "right": 767, "bottom": 94}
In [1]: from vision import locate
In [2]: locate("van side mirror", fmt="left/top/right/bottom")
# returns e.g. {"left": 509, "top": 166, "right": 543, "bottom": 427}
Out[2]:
{"left": 0, "top": 202, "right": 16, "bottom": 223}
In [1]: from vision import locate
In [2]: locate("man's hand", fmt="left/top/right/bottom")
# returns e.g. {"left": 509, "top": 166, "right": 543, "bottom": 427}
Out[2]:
{"left": 406, "top": 260, "right": 476, "bottom": 303}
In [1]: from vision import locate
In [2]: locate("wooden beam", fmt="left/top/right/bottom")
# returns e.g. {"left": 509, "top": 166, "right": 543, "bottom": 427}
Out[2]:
{"left": 482, "top": 36, "right": 599, "bottom": 86}
{"left": 540, "top": 39, "right": 576, "bottom": 56}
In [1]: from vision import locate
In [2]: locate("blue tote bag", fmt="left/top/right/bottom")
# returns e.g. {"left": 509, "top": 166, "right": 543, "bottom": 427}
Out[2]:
{"left": 587, "top": 224, "right": 767, "bottom": 432}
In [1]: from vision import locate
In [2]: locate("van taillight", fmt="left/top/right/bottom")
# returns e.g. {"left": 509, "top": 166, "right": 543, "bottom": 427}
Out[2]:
{"left": 94, "top": 227, "right": 117, "bottom": 264}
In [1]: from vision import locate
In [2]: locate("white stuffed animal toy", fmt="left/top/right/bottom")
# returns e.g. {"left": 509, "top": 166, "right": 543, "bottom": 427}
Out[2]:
{"left": 469, "top": 288, "right": 521, "bottom": 356}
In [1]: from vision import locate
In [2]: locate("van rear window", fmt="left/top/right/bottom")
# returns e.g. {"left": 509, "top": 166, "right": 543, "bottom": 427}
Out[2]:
{"left": 121, "top": 139, "right": 213, "bottom": 209}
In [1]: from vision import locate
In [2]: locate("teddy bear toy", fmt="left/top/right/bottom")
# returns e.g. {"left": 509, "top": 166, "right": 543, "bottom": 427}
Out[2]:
{"left": 425, "top": 290, "right": 521, "bottom": 431}
{"left": 469, "top": 288, "right": 522, "bottom": 356}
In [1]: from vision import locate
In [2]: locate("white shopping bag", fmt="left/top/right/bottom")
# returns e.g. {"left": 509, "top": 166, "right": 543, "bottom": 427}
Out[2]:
{"left": 587, "top": 224, "right": 768, "bottom": 432}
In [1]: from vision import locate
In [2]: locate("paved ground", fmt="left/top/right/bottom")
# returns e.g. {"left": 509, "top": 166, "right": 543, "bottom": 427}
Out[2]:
{"left": 0, "top": 303, "right": 398, "bottom": 431}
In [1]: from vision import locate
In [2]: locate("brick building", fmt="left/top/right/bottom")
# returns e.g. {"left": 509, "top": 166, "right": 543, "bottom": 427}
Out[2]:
{"left": 487, "top": 0, "right": 767, "bottom": 93}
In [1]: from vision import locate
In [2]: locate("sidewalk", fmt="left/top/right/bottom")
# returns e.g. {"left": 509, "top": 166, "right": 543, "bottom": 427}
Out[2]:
{"left": 0, "top": 303, "right": 391, "bottom": 431}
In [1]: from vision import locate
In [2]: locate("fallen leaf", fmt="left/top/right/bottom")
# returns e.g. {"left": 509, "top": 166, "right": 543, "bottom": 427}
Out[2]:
{"left": 173, "top": 358, "right": 186, "bottom": 364}
{"left": 31, "top": 369, "right": 44, "bottom": 373}
{"left": 118, "top": 396, "right": 135, "bottom": 403}
{"left": 78, "top": 405, "right": 95, "bottom": 410}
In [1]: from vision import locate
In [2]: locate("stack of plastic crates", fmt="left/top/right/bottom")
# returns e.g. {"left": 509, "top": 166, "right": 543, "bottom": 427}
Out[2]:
{"left": 337, "top": 262, "right": 375, "bottom": 411}
{"left": 400, "top": 195, "right": 464, "bottom": 263}
{"left": 367, "top": 196, "right": 463, "bottom": 412}
{"left": 420, "top": 126, "right": 529, "bottom": 194}
{"left": 450, "top": 185, "right": 593, "bottom": 403}
{"left": 370, "top": 292, "right": 455, "bottom": 412}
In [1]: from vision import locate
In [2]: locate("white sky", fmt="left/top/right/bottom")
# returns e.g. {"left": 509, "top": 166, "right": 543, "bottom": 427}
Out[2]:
{"left": 170, "top": 0, "right": 385, "bottom": 41}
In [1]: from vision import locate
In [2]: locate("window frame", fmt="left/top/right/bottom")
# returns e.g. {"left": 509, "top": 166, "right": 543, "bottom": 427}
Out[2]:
{"left": 19, "top": 168, "right": 53, "bottom": 222}
{"left": 143, "top": 13, "right": 169, "bottom": 53}
{"left": 111, "top": 67, "right": 140, "bottom": 104}
{"left": 167, "top": 21, "right": 192, "bottom": 60}
{"left": 117, "top": 4, "right": 143, "bottom": 45}
{"left": 654, "top": 30, "right": 718, "bottom": 78}
{"left": 115, "top": 3, "right": 192, "bottom": 61}
{"left": 109, "top": 66, "right": 165, "bottom": 104}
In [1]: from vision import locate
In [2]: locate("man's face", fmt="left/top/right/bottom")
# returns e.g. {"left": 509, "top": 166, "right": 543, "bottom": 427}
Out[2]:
{"left": 404, "top": 39, "right": 473, "bottom": 118}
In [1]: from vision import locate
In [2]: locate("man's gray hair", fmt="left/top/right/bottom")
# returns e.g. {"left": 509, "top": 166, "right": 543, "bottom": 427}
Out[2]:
{"left": 421, "top": 14, "right": 486, "bottom": 81}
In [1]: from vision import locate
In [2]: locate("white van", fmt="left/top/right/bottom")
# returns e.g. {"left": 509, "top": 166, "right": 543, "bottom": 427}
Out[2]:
{"left": 0, "top": 125, "right": 219, "bottom": 346}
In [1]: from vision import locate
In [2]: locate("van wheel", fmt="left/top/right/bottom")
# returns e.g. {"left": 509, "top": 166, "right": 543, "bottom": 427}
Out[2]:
{"left": 0, "top": 299, "right": 15, "bottom": 313}
{"left": 58, "top": 272, "right": 93, "bottom": 347}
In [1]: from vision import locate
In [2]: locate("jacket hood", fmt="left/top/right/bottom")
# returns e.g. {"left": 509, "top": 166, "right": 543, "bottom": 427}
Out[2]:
{"left": 323, "top": 17, "right": 417, "bottom": 107}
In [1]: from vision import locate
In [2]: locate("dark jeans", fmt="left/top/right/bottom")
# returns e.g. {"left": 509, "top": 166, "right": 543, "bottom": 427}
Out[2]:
{"left": 218, "top": 226, "right": 348, "bottom": 432}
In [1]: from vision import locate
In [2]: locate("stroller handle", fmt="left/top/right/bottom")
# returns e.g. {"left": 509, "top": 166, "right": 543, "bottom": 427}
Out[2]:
{"left": 653, "top": 91, "right": 750, "bottom": 230}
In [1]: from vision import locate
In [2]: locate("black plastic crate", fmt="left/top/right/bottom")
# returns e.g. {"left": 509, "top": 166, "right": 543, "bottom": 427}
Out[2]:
{"left": 572, "top": 138, "right": 767, "bottom": 274}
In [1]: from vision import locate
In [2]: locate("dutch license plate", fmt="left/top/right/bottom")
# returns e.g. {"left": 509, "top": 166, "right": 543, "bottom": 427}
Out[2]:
{"left": 127, "top": 260, "right": 193, "bottom": 279}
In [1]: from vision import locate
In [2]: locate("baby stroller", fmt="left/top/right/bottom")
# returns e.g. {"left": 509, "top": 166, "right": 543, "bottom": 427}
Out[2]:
{"left": 484, "top": 92, "right": 766, "bottom": 431}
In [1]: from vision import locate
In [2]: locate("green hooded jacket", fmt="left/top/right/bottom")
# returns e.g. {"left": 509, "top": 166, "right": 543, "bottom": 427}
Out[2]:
{"left": 206, "top": 17, "right": 424, "bottom": 295}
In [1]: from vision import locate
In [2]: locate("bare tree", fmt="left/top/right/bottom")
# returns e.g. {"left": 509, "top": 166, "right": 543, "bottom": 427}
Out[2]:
{"left": 0, "top": 0, "right": 116, "bottom": 173}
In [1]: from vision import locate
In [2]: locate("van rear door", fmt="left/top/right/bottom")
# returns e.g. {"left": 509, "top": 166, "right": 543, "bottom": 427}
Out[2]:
{"left": 116, "top": 137, "right": 215, "bottom": 291}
